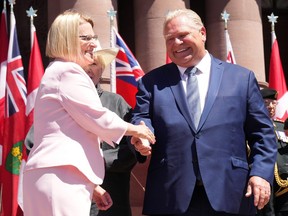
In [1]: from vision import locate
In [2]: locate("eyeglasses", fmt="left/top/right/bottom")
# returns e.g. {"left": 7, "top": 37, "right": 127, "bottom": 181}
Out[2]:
{"left": 264, "top": 99, "right": 278, "bottom": 106}
{"left": 79, "top": 35, "right": 98, "bottom": 41}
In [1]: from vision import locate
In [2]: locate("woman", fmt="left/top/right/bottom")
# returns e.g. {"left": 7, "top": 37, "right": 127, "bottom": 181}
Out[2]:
{"left": 23, "top": 10, "right": 155, "bottom": 216}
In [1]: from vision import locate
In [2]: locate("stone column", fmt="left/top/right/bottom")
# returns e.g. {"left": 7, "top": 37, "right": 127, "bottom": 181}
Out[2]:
{"left": 134, "top": 0, "right": 190, "bottom": 73}
{"left": 47, "top": 0, "right": 117, "bottom": 90}
{"left": 205, "top": 0, "right": 266, "bottom": 81}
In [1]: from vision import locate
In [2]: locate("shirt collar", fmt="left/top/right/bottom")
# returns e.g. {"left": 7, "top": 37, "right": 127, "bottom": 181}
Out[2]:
{"left": 177, "top": 51, "right": 211, "bottom": 75}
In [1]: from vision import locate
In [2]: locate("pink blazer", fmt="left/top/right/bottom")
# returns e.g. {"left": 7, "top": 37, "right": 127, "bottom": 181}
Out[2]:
{"left": 24, "top": 60, "right": 127, "bottom": 185}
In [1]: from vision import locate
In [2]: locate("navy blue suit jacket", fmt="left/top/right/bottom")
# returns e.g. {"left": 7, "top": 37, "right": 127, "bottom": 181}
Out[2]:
{"left": 131, "top": 56, "right": 277, "bottom": 215}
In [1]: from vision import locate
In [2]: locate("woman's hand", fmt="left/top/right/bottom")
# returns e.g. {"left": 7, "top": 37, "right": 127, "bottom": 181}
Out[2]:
{"left": 127, "top": 121, "right": 156, "bottom": 144}
{"left": 92, "top": 185, "right": 113, "bottom": 211}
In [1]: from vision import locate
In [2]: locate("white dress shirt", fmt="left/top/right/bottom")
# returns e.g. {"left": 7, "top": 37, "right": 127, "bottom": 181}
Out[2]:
{"left": 178, "top": 51, "right": 211, "bottom": 113}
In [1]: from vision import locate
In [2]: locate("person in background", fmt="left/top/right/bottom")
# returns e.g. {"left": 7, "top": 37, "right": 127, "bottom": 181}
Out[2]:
{"left": 85, "top": 48, "right": 137, "bottom": 216}
{"left": 22, "top": 10, "right": 155, "bottom": 216}
{"left": 258, "top": 87, "right": 288, "bottom": 216}
{"left": 284, "top": 118, "right": 288, "bottom": 137}
{"left": 130, "top": 8, "right": 277, "bottom": 216}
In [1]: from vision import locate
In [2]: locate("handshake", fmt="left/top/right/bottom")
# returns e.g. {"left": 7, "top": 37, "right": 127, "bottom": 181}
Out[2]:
{"left": 130, "top": 121, "right": 155, "bottom": 156}
{"left": 131, "top": 137, "right": 153, "bottom": 156}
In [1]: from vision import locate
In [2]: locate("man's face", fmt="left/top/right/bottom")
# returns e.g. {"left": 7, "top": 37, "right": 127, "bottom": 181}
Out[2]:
{"left": 264, "top": 99, "right": 277, "bottom": 118}
{"left": 84, "top": 63, "right": 103, "bottom": 85}
{"left": 164, "top": 15, "right": 206, "bottom": 68}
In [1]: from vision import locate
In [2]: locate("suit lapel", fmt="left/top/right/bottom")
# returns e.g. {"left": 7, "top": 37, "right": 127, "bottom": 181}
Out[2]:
{"left": 167, "top": 64, "right": 195, "bottom": 130}
{"left": 198, "top": 57, "right": 224, "bottom": 130}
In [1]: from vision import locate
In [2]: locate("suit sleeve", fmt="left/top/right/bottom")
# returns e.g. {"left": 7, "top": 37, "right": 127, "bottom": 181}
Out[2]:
{"left": 130, "top": 77, "right": 154, "bottom": 163}
{"left": 245, "top": 71, "right": 277, "bottom": 184}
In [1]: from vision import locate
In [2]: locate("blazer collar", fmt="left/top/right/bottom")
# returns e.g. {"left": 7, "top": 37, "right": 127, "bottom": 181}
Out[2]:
{"left": 167, "top": 63, "right": 197, "bottom": 131}
{"left": 197, "top": 56, "right": 224, "bottom": 130}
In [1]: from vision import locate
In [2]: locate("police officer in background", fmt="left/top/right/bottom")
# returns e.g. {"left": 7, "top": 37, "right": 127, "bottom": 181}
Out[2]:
{"left": 258, "top": 87, "right": 288, "bottom": 216}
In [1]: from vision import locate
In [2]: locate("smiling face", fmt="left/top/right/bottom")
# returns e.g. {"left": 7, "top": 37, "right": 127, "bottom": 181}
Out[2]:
{"left": 83, "top": 62, "right": 104, "bottom": 85}
{"left": 164, "top": 14, "right": 206, "bottom": 67}
{"left": 78, "top": 22, "right": 98, "bottom": 68}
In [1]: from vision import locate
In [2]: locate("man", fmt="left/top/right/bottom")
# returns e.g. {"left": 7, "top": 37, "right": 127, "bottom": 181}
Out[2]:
{"left": 130, "top": 9, "right": 277, "bottom": 216}
{"left": 258, "top": 88, "right": 288, "bottom": 216}
{"left": 85, "top": 52, "right": 137, "bottom": 216}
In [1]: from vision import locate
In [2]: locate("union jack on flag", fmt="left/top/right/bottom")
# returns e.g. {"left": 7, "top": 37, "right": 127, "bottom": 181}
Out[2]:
{"left": 6, "top": 23, "right": 26, "bottom": 117}
{"left": 113, "top": 27, "right": 145, "bottom": 108}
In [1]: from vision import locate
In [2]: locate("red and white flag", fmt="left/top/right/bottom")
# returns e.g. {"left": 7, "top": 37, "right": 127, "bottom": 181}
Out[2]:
{"left": 26, "top": 22, "right": 44, "bottom": 132}
{"left": 1, "top": 8, "right": 26, "bottom": 216}
{"left": 0, "top": 2, "right": 8, "bottom": 170}
{"left": 225, "top": 29, "right": 236, "bottom": 64}
{"left": 113, "top": 27, "right": 145, "bottom": 108}
{"left": 269, "top": 31, "right": 288, "bottom": 121}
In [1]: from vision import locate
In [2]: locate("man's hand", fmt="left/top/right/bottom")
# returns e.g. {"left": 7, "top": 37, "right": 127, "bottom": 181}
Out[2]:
{"left": 131, "top": 137, "right": 153, "bottom": 156}
{"left": 245, "top": 176, "right": 271, "bottom": 210}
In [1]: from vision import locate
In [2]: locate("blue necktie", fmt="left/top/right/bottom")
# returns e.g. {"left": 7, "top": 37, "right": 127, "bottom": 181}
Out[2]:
{"left": 185, "top": 67, "right": 201, "bottom": 128}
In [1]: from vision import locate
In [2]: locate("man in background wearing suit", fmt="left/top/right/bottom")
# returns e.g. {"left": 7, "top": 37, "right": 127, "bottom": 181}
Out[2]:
{"left": 130, "top": 8, "right": 277, "bottom": 216}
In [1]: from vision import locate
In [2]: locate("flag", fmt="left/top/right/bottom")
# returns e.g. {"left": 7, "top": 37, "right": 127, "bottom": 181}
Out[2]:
{"left": 113, "top": 27, "right": 145, "bottom": 108}
{"left": 26, "top": 22, "right": 44, "bottom": 133}
{"left": 225, "top": 29, "right": 236, "bottom": 64}
{"left": 268, "top": 31, "right": 288, "bottom": 121}
{"left": 0, "top": 2, "right": 8, "bottom": 169}
{"left": 166, "top": 52, "right": 172, "bottom": 64}
{"left": 1, "top": 8, "right": 26, "bottom": 216}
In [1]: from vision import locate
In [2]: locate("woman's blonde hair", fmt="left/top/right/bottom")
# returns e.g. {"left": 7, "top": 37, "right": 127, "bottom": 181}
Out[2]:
{"left": 46, "top": 9, "right": 94, "bottom": 63}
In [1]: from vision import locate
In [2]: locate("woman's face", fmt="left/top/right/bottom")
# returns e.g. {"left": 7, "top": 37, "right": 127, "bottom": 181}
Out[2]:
{"left": 78, "top": 22, "right": 98, "bottom": 67}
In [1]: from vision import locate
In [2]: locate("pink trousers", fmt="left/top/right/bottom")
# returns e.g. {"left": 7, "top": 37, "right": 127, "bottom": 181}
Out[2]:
{"left": 23, "top": 165, "right": 95, "bottom": 216}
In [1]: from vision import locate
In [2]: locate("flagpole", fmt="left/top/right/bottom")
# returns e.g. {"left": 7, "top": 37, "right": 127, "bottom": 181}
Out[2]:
{"left": 221, "top": 10, "right": 229, "bottom": 30}
{"left": 107, "top": 9, "right": 117, "bottom": 93}
{"left": 221, "top": 10, "right": 236, "bottom": 64}
{"left": 267, "top": 13, "right": 288, "bottom": 120}
{"left": 268, "top": 13, "right": 278, "bottom": 45}
{"left": 27, "top": 7, "right": 37, "bottom": 49}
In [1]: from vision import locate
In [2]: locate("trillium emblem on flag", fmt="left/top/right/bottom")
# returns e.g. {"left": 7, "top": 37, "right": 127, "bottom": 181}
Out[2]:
{"left": 5, "top": 141, "right": 23, "bottom": 175}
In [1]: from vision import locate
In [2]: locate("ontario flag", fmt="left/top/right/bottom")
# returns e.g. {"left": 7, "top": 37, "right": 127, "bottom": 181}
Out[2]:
{"left": 112, "top": 27, "right": 145, "bottom": 108}
{"left": 1, "top": 8, "right": 26, "bottom": 216}
{"left": 0, "top": 2, "right": 8, "bottom": 171}
{"left": 225, "top": 29, "right": 236, "bottom": 64}
{"left": 26, "top": 21, "right": 44, "bottom": 133}
{"left": 268, "top": 31, "right": 288, "bottom": 121}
